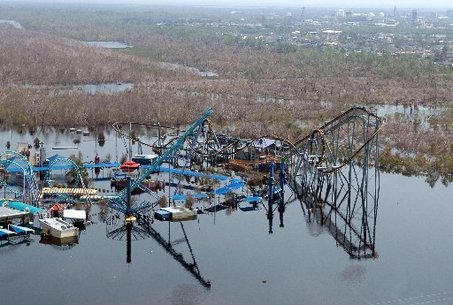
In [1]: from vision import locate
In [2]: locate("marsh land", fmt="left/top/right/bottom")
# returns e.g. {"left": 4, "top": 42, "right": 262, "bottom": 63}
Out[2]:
{"left": 0, "top": 3, "right": 452, "bottom": 184}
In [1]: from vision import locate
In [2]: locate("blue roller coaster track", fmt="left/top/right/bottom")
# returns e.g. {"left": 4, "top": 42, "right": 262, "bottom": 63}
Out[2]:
{"left": 108, "top": 107, "right": 214, "bottom": 214}
{"left": 0, "top": 150, "right": 39, "bottom": 204}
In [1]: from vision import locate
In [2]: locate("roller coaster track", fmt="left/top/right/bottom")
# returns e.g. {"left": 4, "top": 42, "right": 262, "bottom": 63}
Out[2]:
{"left": 109, "top": 107, "right": 382, "bottom": 259}
{"left": 166, "top": 107, "right": 381, "bottom": 179}
{"left": 44, "top": 155, "right": 92, "bottom": 204}
{"left": 177, "top": 107, "right": 381, "bottom": 170}
{"left": 177, "top": 107, "right": 383, "bottom": 259}
{"left": 290, "top": 107, "right": 383, "bottom": 174}
{"left": 108, "top": 107, "right": 214, "bottom": 214}
{"left": 112, "top": 121, "right": 180, "bottom": 154}
{"left": 113, "top": 117, "right": 294, "bottom": 160}
{"left": 0, "top": 150, "right": 39, "bottom": 204}
{"left": 287, "top": 107, "right": 383, "bottom": 258}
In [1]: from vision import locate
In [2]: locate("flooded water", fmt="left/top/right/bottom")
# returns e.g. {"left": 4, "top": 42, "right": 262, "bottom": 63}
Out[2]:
{"left": 162, "top": 62, "right": 218, "bottom": 77}
{"left": 1, "top": 128, "right": 453, "bottom": 305}
{"left": 0, "top": 127, "right": 124, "bottom": 165}
{"left": 0, "top": 19, "right": 23, "bottom": 29}
{"left": 81, "top": 41, "right": 133, "bottom": 49}
{"left": 3, "top": 82, "right": 134, "bottom": 95}
{"left": 372, "top": 104, "right": 445, "bottom": 130}
{"left": 72, "top": 83, "right": 134, "bottom": 95}
{"left": 374, "top": 103, "right": 444, "bottom": 118}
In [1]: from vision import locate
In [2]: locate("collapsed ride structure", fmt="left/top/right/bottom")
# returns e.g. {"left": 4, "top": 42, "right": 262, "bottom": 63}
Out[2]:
{"left": 288, "top": 108, "right": 382, "bottom": 258}
{"left": 110, "top": 106, "right": 382, "bottom": 259}
{"left": 0, "top": 106, "right": 382, "bottom": 287}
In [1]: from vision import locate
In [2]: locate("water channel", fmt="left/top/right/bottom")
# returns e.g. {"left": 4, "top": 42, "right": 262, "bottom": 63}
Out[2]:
{"left": 1, "top": 127, "right": 452, "bottom": 305}
{"left": 80, "top": 41, "right": 133, "bottom": 49}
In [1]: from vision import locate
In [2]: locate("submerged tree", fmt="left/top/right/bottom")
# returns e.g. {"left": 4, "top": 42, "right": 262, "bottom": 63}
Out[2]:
{"left": 158, "top": 195, "right": 168, "bottom": 208}
{"left": 65, "top": 154, "right": 90, "bottom": 187}
{"left": 98, "top": 131, "right": 106, "bottom": 147}
{"left": 33, "top": 137, "right": 40, "bottom": 149}
{"left": 185, "top": 194, "right": 194, "bottom": 209}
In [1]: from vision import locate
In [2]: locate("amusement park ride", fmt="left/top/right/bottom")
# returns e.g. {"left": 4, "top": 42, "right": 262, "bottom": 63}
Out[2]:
{"left": 0, "top": 106, "right": 383, "bottom": 286}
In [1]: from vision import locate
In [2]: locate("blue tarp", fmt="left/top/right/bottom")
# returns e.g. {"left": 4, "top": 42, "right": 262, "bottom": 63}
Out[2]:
{"left": 148, "top": 166, "right": 228, "bottom": 181}
{"left": 229, "top": 177, "right": 244, "bottom": 184}
{"left": 226, "top": 182, "right": 244, "bottom": 190}
{"left": 9, "top": 225, "right": 24, "bottom": 234}
{"left": 192, "top": 193, "right": 208, "bottom": 199}
{"left": 214, "top": 186, "right": 232, "bottom": 195}
{"left": 2, "top": 157, "right": 30, "bottom": 172}
{"left": 172, "top": 194, "right": 187, "bottom": 201}
{"left": 112, "top": 170, "right": 127, "bottom": 179}
{"left": 244, "top": 196, "right": 262, "bottom": 203}
{"left": 172, "top": 193, "right": 208, "bottom": 201}
{"left": 213, "top": 180, "right": 244, "bottom": 195}
{"left": 5, "top": 162, "right": 120, "bottom": 173}
{"left": 3, "top": 200, "right": 45, "bottom": 214}
{"left": 46, "top": 154, "right": 65, "bottom": 164}
{"left": 8, "top": 225, "right": 30, "bottom": 234}
{"left": 31, "top": 165, "right": 73, "bottom": 172}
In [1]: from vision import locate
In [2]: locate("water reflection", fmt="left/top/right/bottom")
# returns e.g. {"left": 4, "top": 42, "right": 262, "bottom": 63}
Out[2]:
{"left": 339, "top": 265, "right": 367, "bottom": 285}
{"left": 168, "top": 283, "right": 203, "bottom": 305}
{"left": 372, "top": 103, "right": 445, "bottom": 131}
{"left": 374, "top": 103, "right": 444, "bottom": 118}
{"left": 106, "top": 212, "right": 211, "bottom": 288}
{"left": 293, "top": 164, "right": 380, "bottom": 259}
{"left": 39, "top": 235, "right": 78, "bottom": 249}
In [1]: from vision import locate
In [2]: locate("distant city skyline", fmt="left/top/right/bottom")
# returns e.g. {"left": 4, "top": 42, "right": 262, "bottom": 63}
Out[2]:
{"left": 5, "top": 0, "right": 453, "bottom": 9}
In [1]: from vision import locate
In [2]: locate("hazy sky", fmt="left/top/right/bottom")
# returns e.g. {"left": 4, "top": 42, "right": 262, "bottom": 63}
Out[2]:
{"left": 12, "top": 0, "right": 453, "bottom": 9}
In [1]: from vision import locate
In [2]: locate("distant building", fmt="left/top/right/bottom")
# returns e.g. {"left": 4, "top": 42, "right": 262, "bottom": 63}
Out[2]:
{"left": 393, "top": 6, "right": 398, "bottom": 17}
{"left": 411, "top": 9, "right": 418, "bottom": 23}
{"left": 336, "top": 9, "right": 345, "bottom": 18}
